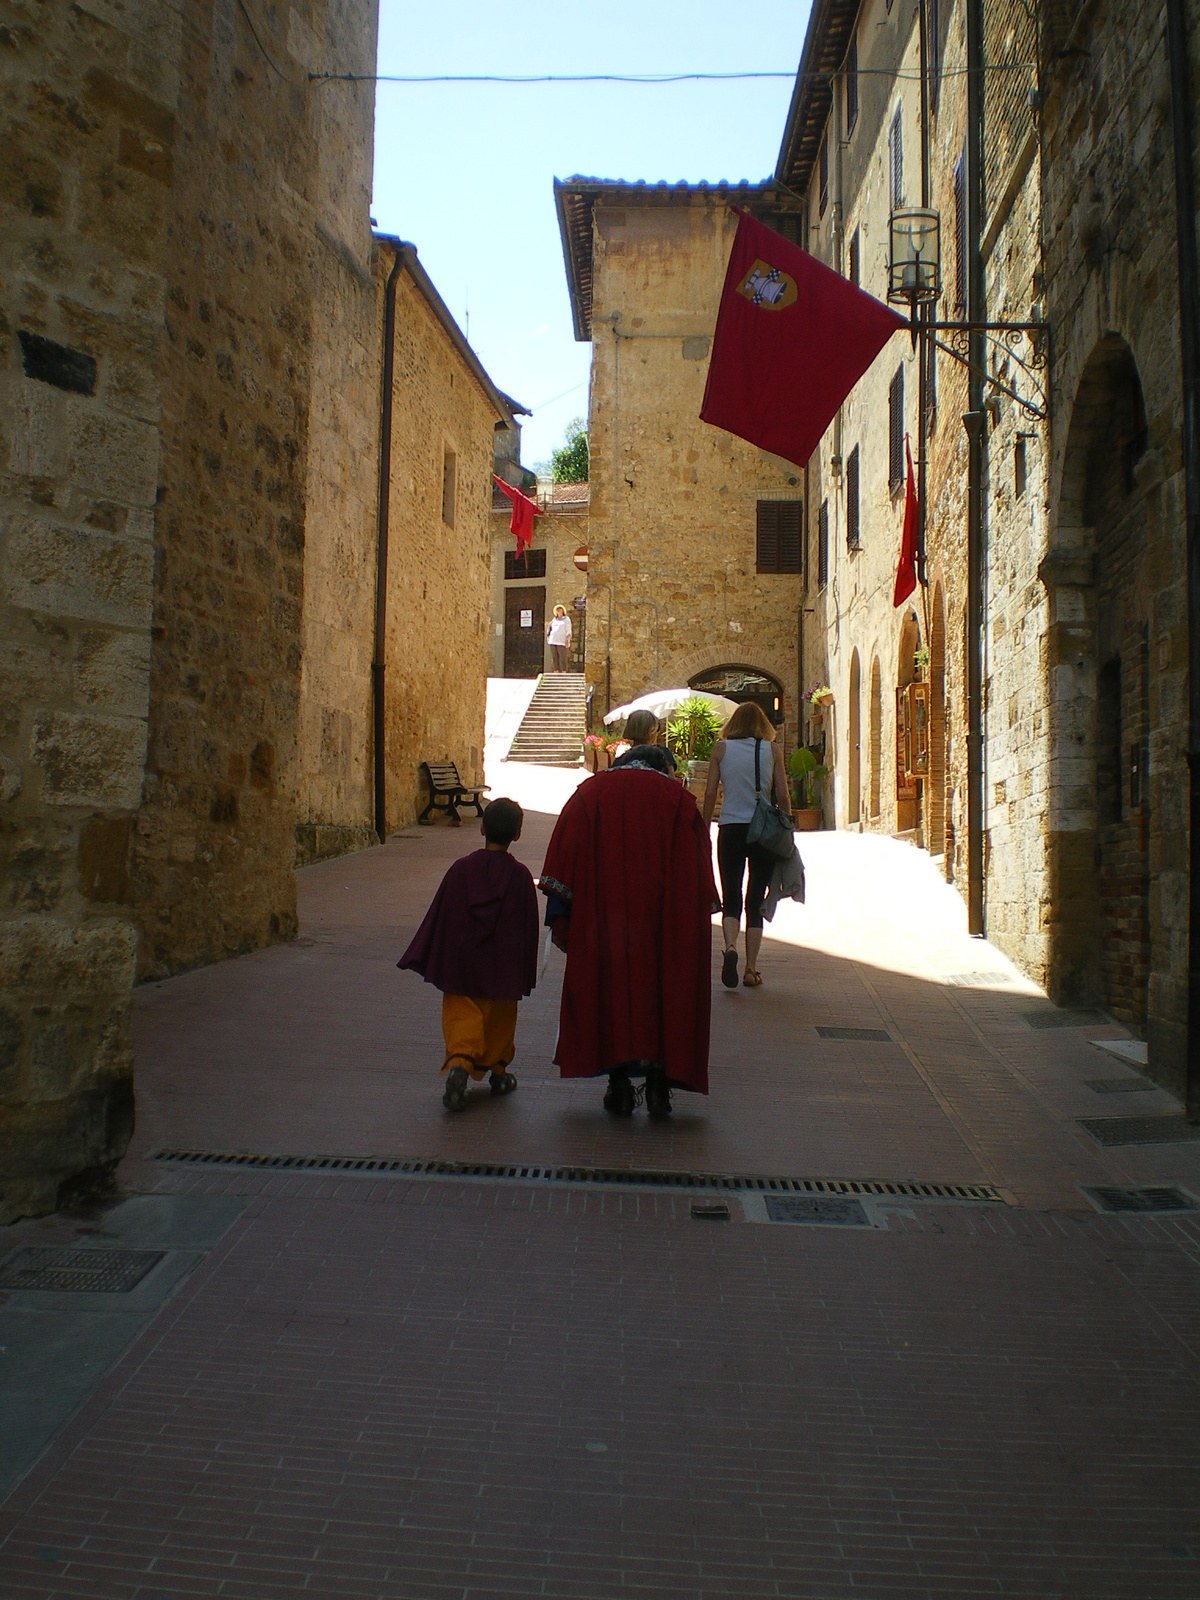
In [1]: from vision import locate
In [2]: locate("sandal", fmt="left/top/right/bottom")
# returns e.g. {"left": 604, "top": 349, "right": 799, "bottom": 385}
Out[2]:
{"left": 721, "top": 948, "right": 739, "bottom": 989}
{"left": 489, "top": 1069, "right": 518, "bottom": 1096}
{"left": 742, "top": 969, "right": 763, "bottom": 988}
{"left": 442, "top": 1064, "right": 469, "bottom": 1111}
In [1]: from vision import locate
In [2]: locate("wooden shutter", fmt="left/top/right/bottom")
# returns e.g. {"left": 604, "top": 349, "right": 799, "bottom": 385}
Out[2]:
{"left": 889, "top": 366, "right": 904, "bottom": 492}
{"left": 889, "top": 109, "right": 903, "bottom": 210}
{"left": 846, "top": 447, "right": 860, "bottom": 550}
{"left": 953, "top": 151, "right": 966, "bottom": 311}
{"left": 818, "top": 499, "right": 829, "bottom": 588}
{"left": 757, "top": 502, "right": 802, "bottom": 574}
{"left": 778, "top": 503, "right": 802, "bottom": 572}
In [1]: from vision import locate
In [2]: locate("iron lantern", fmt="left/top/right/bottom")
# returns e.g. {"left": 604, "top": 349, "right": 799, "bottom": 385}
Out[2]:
{"left": 887, "top": 207, "right": 941, "bottom": 308}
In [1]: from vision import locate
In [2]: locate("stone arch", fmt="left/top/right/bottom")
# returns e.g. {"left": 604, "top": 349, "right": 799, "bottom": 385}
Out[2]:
{"left": 847, "top": 648, "right": 861, "bottom": 825}
{"left": 1041, "top": 333, "right": 1151, "bottom": 1024}
{"left": 868, "top": 654, "right": 882, "bottom": 820}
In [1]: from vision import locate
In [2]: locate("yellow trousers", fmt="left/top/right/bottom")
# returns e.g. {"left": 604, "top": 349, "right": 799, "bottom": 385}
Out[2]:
{"left": 441, "top": 994, "right": 518, "bottom": 1078}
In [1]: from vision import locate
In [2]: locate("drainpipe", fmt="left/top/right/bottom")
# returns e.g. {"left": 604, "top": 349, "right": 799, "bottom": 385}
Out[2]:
{"left": 373, "top": 247, "right": 403, "bottom": 844}
{"left": 963, "top": 0, "right": 986, "bottom": 936}
{"left": 1166, "top": 0, "right": 1200, "bottom": 1119}
{"left": 916, "top": 0, "right": 930, "bottom": 590}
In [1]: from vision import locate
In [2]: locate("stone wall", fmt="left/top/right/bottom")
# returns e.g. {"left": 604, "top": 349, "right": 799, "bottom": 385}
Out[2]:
{"left": 584, "top": 197, "right": 803, "bottom": 741}
{"left": 380, "top": 255, "right": 500, "bottom": 830}
{"left": 133, "top": 0, "right": 379, "bottom": 977}
{"left": 0, "top": 0, "right": 181, "bottom": 1219}
{"left": 489, "top": 500, "right": 589, "bottom": 679}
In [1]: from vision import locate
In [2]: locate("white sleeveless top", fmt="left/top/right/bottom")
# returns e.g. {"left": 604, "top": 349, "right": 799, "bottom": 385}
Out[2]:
{"left": 718, "top": 737, "right": 770, "bottom": 824}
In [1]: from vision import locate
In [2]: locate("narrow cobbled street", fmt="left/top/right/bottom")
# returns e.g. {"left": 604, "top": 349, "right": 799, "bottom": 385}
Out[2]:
{"left": 2, "top": 762, "right": 1199, "bottom": 1600}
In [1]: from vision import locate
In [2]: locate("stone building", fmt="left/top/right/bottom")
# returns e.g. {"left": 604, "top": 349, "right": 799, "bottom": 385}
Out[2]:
{"left": 554, "top": 179, "right": 806, "bottom": 742}
{"left": 0, "top": 0, "right": 516, "bottom": 1218}
{"left": 489, "top": 455, "right": 590, "bottom": 681}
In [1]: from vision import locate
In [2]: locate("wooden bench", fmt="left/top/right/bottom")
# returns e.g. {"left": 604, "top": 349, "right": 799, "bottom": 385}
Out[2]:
{"left": 417, "top": 761, "right": 488, "bottom": 826}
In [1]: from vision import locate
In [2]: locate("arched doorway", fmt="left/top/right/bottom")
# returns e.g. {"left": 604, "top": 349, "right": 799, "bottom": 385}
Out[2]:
{"left": 847, "top": 650, "right": 861, "bottom": 825}
{"left": 896, "top": 611, "right": 921, "bottom": 836}
{"left": 1044, "top": 335, "right": 1151, "bottom": 1030}
{"left": 869, "top": 655, "right": 882, "bottom": 820}
{"left": 928, "top": 585, "right": 946, "bottom": 858}
{"left": 689, "top": 664, "right": 784, "bottom": 727}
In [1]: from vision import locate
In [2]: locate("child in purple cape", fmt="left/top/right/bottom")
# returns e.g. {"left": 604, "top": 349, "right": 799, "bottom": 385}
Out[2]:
{"left": 398, "top": 798, "right": 540, "bottom": 1112}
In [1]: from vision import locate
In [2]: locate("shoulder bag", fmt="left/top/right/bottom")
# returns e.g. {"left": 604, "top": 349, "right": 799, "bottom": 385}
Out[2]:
{"left": 746, "top": 738, "right": 797, "bottom": 860}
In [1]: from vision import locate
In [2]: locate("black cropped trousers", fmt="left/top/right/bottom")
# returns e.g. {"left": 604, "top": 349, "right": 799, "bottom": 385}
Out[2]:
{"left": 716, "top": 823, "right": 774, "bottom": 930}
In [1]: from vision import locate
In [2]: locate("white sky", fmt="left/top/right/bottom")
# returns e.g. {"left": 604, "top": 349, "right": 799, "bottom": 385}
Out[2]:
{"left": 370, "top": 0, "right": 813, "bottom": 467}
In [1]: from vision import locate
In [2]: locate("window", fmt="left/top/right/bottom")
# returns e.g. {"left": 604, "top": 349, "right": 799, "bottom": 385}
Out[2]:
{"left": 889, "top": 366, "right": 905, "bottom": 493}
{"left": 889, "top": 109, "right": 903, "bottom": 212}
{"left": 928, "top": 0, "right": 941, "bottom": 114}
{"left": 818, "top": 499, "right": 829, "bottom": 588}
{"left": 849, "top": 228, "right": 860, "bottom": 288}
{"left": 1014, "top": 438, "right": 1027, "bottom": 499}
{"left": 441, "top": 446, "right": 456, "bottom": 527}
{"left": 924, "top": 332, "right": 937, "bottom": 436}
{"left": 505, "top": 547, "right": 547, "bottom": 580}
{"left": 953, "top": 150, "right": 966, "bottom": 312}
{"left": 846, "top": 446, "right": 861, "bottom": 550}
{"left": 756, "top": 500, "right": 803, "bottom": 573}
{"left": 846, "top": 35, "right": 858, "bottom": 134}
{"left": 818, "top": 133, "right": 829, "bottom": 218}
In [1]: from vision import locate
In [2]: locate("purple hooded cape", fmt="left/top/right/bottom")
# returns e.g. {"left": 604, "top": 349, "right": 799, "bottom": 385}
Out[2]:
{"left": 398, "top": 849, "right": 539, "bottom": 1000}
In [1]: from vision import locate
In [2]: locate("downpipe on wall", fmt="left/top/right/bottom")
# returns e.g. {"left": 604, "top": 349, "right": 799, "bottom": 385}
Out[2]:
{"left": 372, "top": 245, "right": 404, "bottom": 844}
{"left": 963, "top": 0, "right": 986, "bottom": 937}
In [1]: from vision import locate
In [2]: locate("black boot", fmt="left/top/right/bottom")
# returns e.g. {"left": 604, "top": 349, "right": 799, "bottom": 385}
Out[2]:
{"left": 645, "top": 1066, "right": 672, "bottom": 1119}
{"left": 603, "top": 1069, "right": 635, "bottom": 1116}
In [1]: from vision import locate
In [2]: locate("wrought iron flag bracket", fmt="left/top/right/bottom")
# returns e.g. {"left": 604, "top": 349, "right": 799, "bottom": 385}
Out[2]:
{"left": 927, "top": 320, "right": 1049, "bottom": 422}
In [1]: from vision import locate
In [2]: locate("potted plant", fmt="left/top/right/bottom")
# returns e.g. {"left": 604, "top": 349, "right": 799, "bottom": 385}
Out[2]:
{"left": 666, "top": 696, "right": 723, "bottom": 791}
{"left": 788, "top": 746, "right": 827, "bottom": 830}
{"left": 807, "top": 681, "right": 834, "bottom": 709}
{"left": 582, "top": 732, "right": 605, "bottom": 772}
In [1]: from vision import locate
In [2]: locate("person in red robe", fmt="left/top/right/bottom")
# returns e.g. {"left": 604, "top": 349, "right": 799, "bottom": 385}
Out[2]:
{"left": 398, "top": 798, "right": 539, "bottom": 1112}
{"left": 539, "top": 751, "right": 719, "bottom": 1117}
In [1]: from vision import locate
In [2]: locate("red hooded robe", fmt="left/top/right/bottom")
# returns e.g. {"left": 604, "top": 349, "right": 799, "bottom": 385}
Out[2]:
{"left": 540, "top": 768, "right": 719, "bottom": 1092}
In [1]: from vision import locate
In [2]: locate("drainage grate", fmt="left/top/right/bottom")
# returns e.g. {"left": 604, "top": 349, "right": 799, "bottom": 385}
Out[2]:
{"left": 0, "top": 1247, "right": 165, "bottom": 1293}
{"left": 690, "top": 1201, "right": 730, "bottom": 1222}
{"left": 765, "top": 1196, "right": 870, "bottom": 1227}
{"left": 1022, "top": 1008, "right": 1110, "bottom": 1030}
{"left": 1086, "top": 1078, "right": 1155, "bottom": 1095}
{"left": 814, "top": 1026, "right": 892, "bottom": 1042}
{"left": 1078, "top": 1116, "right": 1200, "bottom": 1147}
{"left": 1085, "top": 1186, "right": 1197, "bottom": 1214}
{"left": 151, "top": 1148, "right": 1003, "bottom": 1203}
{"left": 942, "top": 971, "right": 1014, "bottom": 987}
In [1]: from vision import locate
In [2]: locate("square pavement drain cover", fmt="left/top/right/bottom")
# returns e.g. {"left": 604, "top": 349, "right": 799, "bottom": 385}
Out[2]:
{"left": 1087, "top": 1078, "right": 1155, "bottom": 1094}
{"left": 1085, "top": 1186, "right": 1197, "bottom": 1213}
{"left": 1022, "top": 1008, "right": 1110, "bottom": 1029}
{"left": 0, "top": 1246, "right": 165, "bottom": 1293}
{"left": 814, "top": 1026, "right": 892, "bottom": 1042}
{"left": 765, "top": 1196, "right": 870, "bottom": 1227}
{"left": 1077, "top": 1116, "right": 1200, "bottom": 1147}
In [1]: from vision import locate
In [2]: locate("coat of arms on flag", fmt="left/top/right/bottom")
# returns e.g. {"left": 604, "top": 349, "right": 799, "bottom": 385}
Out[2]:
{"left": 737, "top": 258, "right": 798, "bottom": 310}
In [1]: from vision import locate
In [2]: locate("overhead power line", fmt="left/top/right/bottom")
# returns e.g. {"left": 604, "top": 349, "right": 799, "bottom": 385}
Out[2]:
{"left": 310, "top": 65, "right": 1035, "bottom": 86}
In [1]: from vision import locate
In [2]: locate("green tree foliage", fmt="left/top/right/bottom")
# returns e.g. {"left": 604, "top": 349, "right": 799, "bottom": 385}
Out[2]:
{"left": 551, "top": 417, "right": 588, "bottom": 483}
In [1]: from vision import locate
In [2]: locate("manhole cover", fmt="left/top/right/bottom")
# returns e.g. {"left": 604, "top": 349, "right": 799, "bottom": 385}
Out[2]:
{"left": 1086, "top": 1078, "right": 1155, "bottom": 1094}
{"left": 1078, "top": 1116, "right": 1200, "bottom": 1147}
{"left": 1022, "top": 1008, "right": 1110, "bottom": 1030}
{"left": 1085, "top": 1186, "right": 1197, "bottom": 1213}
{"left": 0, "top": 1247, "right": 165, "bottom": 1293}
{"left": 764, "top": 1196, "right": 870, "bottom": 1226}
{"left": 814, "top": 1026, "right": 892, "bottom": 1042}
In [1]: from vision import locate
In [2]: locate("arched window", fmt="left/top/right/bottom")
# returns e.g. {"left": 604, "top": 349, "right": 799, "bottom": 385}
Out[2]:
{"left": 689, "top": 665, "right": 785, "bottom": 727}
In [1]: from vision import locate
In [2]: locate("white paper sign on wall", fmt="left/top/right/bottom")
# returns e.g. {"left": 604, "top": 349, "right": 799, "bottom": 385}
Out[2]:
{"left": 520, "top": 609, "right": 533, "bottom": 628}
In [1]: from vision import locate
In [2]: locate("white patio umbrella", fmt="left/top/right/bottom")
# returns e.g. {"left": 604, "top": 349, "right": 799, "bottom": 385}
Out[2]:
{"left": 603, "top": 688, "right": 739, "bottom": 726}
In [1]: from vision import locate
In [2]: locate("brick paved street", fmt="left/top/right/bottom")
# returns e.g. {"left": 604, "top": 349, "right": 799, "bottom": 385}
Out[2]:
{"left": 2, "top": 768, "right": 1200, "bottom": 1598}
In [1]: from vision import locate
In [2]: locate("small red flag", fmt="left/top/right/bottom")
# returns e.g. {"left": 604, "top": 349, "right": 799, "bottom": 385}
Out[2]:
{"left": 892, "top": 438, "right": 919, "bottom": 607}
{"left": 493, "top": 475, "right": 537, "bottom": 555}
{"left": 700, "top": 210, "right": 905, "bottom": 468}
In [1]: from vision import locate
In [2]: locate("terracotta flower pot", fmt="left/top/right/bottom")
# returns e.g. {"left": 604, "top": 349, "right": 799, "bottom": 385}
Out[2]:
{"left": 583, "top": 744, "right": 598, "bottom": 772}
{"left": 793, "top": 807, "right": 822, "bottom": 831}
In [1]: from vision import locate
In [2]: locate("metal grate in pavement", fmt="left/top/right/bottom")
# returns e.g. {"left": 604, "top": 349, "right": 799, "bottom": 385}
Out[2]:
{"left": 765, "top": 1196, "right": 870, "bottom": 1227}
{"left": 814, "top": 1026, "right": 892, "bottom": 1042}
{"left": 0, "top": 1246, "right": 165, "bottom": 1293}
{"left": 1086, "top": 1078, "right": 1155, "bottom": 1094}
{"left": 151, "top": 1148, "right": 1004, "bottom": 1202}
{"left": 1022, "top": 1008, "right": 1111, "bottom": 1030}
{"left": 1078, "top": 1116, "right": 1200, "bottom": 1147}
{"left": 1084, "top": 1186, "right": 1197, "bottom": 1214}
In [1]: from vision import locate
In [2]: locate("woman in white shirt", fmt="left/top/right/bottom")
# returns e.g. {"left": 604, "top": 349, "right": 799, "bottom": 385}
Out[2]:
{"left": 702, "top": 702, "right": 790, "bottom": 990}
{"left": 546, "top": 605, "right": 572, "bottom": 671}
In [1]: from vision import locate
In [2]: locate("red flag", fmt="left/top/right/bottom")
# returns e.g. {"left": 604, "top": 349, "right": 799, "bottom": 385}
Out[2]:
{"left": 493, "top": 475, "right": 537, "bottom": 554}
{"left": 700, "top": 210, "right": 905, "bottom": 468}
{"left": 893, "top": 438, "right": 919, "bottom": 607}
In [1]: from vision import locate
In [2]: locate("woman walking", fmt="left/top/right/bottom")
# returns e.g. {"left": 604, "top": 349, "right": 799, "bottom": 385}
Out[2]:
{"left": 546, "top": 605, "right": 572, "bottom": 671}
{"left": 702, "top": 703, "right": 790, "bottom": 989}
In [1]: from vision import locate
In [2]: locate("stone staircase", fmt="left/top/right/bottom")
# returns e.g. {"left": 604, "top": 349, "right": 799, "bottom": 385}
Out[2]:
{"left": 505, "top": 673, "right": 587, "bottom": 766}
